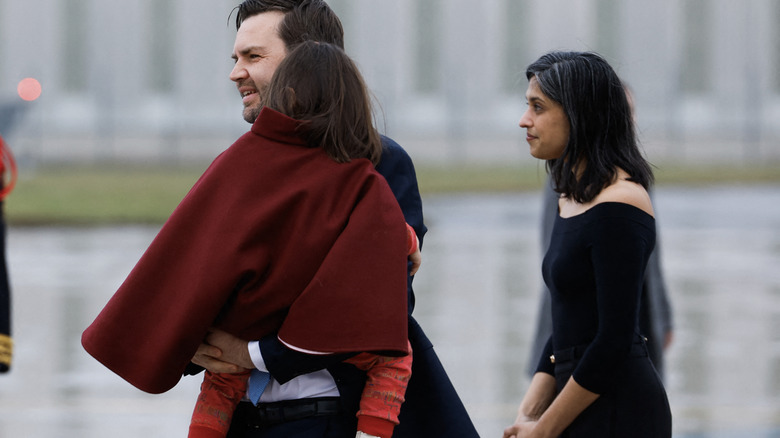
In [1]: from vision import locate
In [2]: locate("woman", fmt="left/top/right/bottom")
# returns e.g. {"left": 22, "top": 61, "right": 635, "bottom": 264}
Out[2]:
{"left": 504, "top": 51, "right": 671, "bottom": 438}
{"left": 83, "top": 41, "right": 413, "bottom": 438}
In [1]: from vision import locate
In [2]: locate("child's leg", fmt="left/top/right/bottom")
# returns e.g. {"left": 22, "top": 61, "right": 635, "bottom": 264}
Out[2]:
{"left": 189, "top": 370, "right": 251, "bottom": 438}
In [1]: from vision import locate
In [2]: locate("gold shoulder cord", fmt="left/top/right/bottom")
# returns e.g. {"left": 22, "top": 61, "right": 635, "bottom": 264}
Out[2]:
{"left": 0, "top": 333, "right": 12, "bottom": 368}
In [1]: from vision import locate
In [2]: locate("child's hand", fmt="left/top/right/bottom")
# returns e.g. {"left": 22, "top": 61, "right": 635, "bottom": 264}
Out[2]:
{"left": 408, "top": 245, "right": 421, "bottom": 276}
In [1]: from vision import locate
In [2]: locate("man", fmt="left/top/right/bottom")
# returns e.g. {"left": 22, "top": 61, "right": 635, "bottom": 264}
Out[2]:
{"left": 188, "top": 1, "right": 479, "bottom": 436}
{"left": 83, "top": 31, "right": 410, "bottom": 438}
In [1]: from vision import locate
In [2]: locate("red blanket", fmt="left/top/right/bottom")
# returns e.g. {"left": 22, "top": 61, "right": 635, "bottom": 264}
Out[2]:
{"left": 82, "top": 108, "right": 409, "bottom": 394}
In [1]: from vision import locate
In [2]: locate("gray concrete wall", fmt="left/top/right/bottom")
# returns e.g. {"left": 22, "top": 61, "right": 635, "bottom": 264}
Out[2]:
{"left": 1, "top": 0, "right": 779, "bottom": 165}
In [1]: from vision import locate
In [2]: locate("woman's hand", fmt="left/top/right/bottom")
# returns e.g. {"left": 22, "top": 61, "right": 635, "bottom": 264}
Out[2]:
{"left": 507, "top": 376, "right": 599, "bottom": 438}
{"left": 503, "top": 419, "right": 541, "bottom": 438}
{"left": 503, "top": 373, "right": 557, "bottom": 438}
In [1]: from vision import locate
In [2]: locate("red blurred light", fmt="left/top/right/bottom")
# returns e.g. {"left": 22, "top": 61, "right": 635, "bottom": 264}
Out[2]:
{"left": 18, "top": 78, "right": 42, "bottom": 101}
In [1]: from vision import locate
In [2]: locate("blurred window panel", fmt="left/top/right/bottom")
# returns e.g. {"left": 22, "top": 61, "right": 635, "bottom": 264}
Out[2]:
{"left": 147, "top": 0, "right": 174, "bottom": 94}
{"left": 773, "top": 1, "right": 780, "bottom": 94}
{"left": 0, "top": 0, "right": 4, "bottom": 68}
{"left": 502, "top": 0, "right": 529, "bottom": 94}
{"left": 63, "top": 0, "right": 89, "bottom": 93}
{"left": 680, "top": 0, "right": 712, "bottom": 94}
{"left": 595, "top": 0, "right": 620, "bottom": 62}
{"left": 414, "top": 0, "right": 443, "bottom": 94}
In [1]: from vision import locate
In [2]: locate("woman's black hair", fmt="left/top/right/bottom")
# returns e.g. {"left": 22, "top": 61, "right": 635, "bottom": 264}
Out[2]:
{"left": 526, "top": 51, "right": 653, "bottom": 202}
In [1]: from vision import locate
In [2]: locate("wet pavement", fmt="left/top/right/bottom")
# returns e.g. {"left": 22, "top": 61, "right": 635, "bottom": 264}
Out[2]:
{"left": 1, "top": 184, "right": 779, "bottom": 437}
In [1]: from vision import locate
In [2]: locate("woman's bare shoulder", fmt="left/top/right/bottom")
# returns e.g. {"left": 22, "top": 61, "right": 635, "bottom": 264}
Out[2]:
{"left": 596, "top": 179, "right": 654, "bottom": 217}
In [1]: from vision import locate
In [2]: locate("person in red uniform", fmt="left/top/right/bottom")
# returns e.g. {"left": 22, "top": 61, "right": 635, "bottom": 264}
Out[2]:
{"left": 0, "top": 134, "right": 16, "bottom": 374}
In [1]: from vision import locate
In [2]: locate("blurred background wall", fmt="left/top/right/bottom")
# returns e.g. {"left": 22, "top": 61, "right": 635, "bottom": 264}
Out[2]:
{"left": 1, "top": 0, "right": 779, "bottom": 166}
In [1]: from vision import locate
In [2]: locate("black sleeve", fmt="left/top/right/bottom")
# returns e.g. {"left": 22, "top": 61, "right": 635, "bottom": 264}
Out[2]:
{"left": 573, "top": 214, "right": 655, "bottom": 393}
{"left": 259, "top": 334, "right": 356, "bottom": 384}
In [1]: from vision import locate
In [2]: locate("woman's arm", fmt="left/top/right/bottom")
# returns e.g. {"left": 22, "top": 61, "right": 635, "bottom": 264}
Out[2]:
{"left": 503, "top": 372, "right": 556, "bottom": 438}
{"left": 504, "top": 374, "right": 599, "bottom": 438}
{"left": 529, "top": 376, "right": 599, "bottom": 437}
{"left": 519, "top": 372, "right": 557, "bottom": 420}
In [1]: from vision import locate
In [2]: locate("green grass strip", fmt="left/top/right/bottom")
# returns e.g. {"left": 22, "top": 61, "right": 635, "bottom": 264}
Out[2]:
{"left": 4, "top": 161, "right": 779, "bottom": 225}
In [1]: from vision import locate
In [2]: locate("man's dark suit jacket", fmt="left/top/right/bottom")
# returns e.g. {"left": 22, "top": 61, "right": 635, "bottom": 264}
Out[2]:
{"left": 189, "top": 136, "right": 479, "bottom": 437}
{"left": 260, "top": 137, "right": 479, "bottom": 437}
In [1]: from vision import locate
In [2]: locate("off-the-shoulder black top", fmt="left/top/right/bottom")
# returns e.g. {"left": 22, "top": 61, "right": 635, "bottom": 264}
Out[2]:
{"left": 535, "top": 202, "right": 656, "bottom": 394}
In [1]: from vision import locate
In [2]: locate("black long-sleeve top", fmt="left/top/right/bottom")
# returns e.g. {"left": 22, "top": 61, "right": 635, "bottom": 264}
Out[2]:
{"left": 536, "top": 202, "right": 656, "bottom": 394}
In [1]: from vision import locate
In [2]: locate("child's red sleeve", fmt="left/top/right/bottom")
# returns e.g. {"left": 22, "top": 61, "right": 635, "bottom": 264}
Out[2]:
{"left": 405, "top": 223, "right": 418, "bottom": 256}
{"left": 346, "top": 341, "right": 412, "bottom": 438}
{"left": 188, "top": 370, "right": 251, "bottom": 438}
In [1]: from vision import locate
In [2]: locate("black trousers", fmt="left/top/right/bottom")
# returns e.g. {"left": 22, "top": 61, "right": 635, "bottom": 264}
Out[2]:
{"left": 226, "top": 401, "right": 354, "bottom": 438}
{"left": 553, "top": 342, "right": 672, "bottom": 437}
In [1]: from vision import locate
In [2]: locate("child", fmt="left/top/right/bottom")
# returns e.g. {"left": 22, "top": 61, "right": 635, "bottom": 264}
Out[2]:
{"left": 189, "top": 335, "right": 413, "bottom": 438}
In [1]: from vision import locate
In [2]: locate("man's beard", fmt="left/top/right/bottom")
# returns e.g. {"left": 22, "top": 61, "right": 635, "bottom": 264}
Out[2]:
{"left": 244, "top": 104, "right": 262, "bottom": 124}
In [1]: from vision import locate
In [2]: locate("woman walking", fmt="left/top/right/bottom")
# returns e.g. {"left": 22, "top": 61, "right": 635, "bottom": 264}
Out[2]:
{"left": 504, "top": 51, "right": 671, "bottom": 438}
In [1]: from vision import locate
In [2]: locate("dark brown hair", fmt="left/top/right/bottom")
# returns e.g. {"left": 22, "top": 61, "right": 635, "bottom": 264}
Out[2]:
{"left": 263, "top": 41, "right": 381, "bottom": 165}
{"left": 234, "top": 0, "right": 345, "bottom": 50}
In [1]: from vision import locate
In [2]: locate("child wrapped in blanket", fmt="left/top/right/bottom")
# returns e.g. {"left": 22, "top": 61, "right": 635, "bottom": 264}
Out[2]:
{"left": 189, "top": 223, "right": 419, "bottom": 438}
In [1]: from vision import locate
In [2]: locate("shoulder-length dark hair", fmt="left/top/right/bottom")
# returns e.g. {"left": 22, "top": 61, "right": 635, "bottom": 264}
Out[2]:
{"left": 262, "top": 41, "right": 382, "bottom": 165}
{"left": 526, "top": 51, "right": 653, "bottom": 203}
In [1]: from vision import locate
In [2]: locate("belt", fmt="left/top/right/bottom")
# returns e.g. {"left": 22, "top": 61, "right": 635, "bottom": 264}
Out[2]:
{"left": 234, "top": 397, "right": 342, "bottom": 429}
{"left": 550, "top": 337, "right": 648, "bottom": 365}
